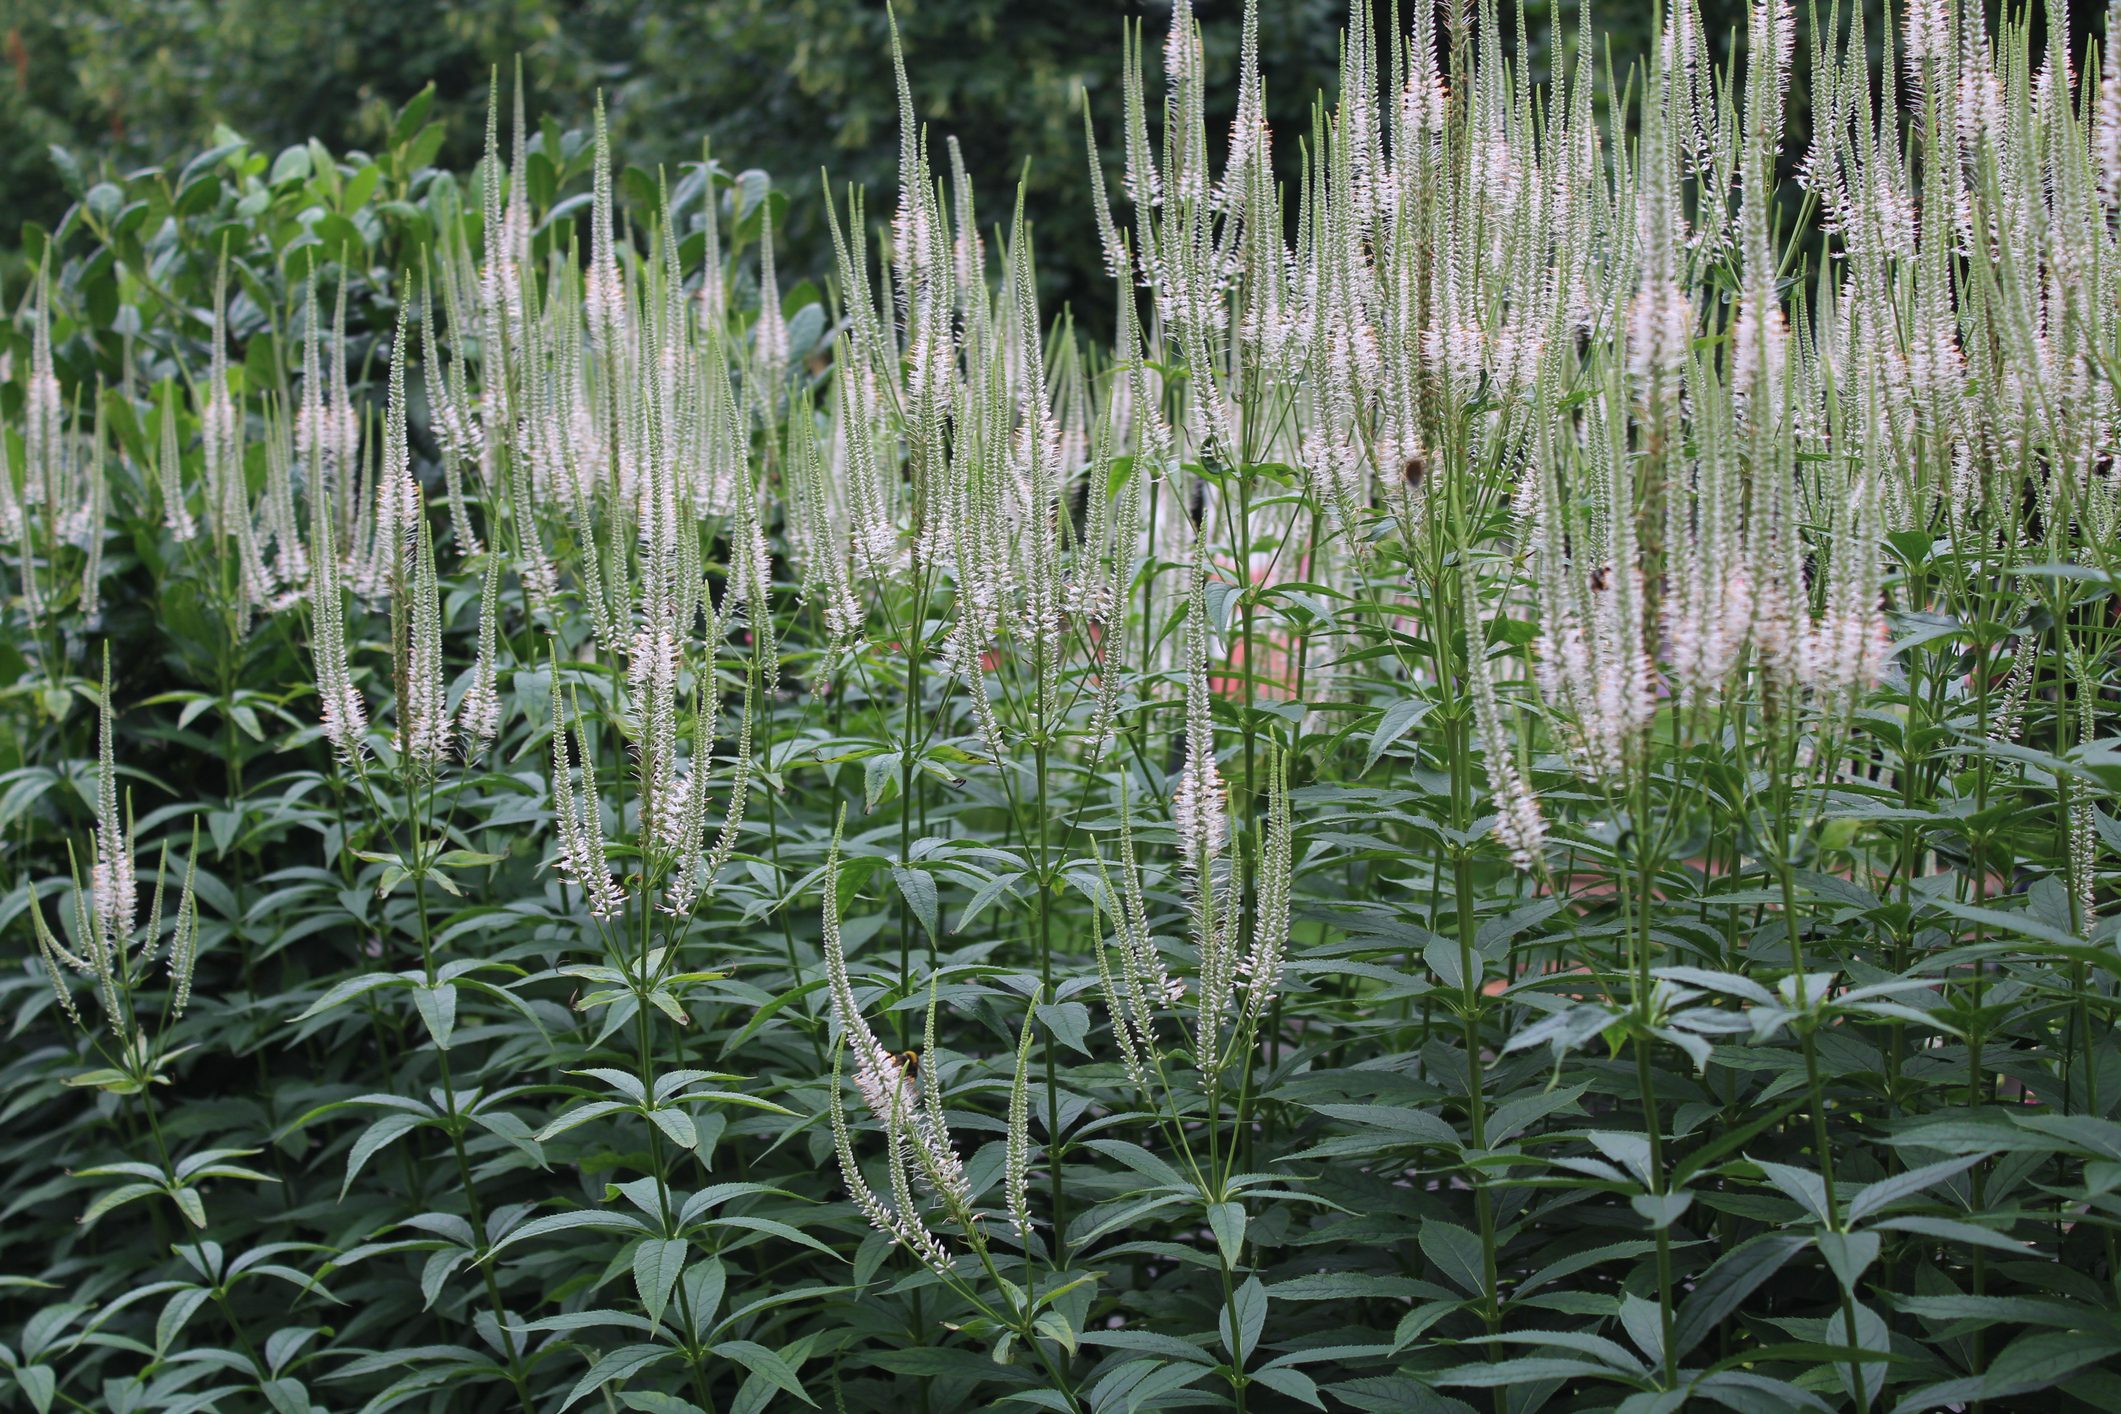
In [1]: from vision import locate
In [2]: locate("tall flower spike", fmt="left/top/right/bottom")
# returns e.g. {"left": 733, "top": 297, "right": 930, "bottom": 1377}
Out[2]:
{"left": 1004, "top": 987, "right": 1042, "bottom": 1246}
{"left": 654, "top": 684, "right": 707, "bottom": 901}
{"left": 1083, "top": 97, "right": 1129, "bottom": 280}
{"left": 29, "top": 884, "right": 88, "bottom": 1032}
{"left": 1005, "top": 188, "right": 1065, "bottom": 733}
{"left": 361, "top": 301, "right": 420, "bottom": 600}
{"left": 0, "top": 388, "right": 23, "bottom": 546}
{"left": 549, "top": 677, "right": 625, "bottom": 920}
{"left": 458, "top": 546, "right": 504, "bottom": 756}
{"left": 419, "top": 267, "right": 483, "bottom": 555}
{"left": 308, "top": 466, "right": 368, "bottom": 767}
{"left": 702, "top": 681, "right": 756, "bottom": 886}
{"left": 1236, "top": 748, "right": 1294, "bottom": 1041}
{"left": 1095, "top": 779, "right": 1185, "bottom": 1092}
{"left": 155, "top": 384, "right": 195, "bottom": 542}
{"left": 1465, "top": 563, "right": 1547, "bottom": 870}
{"left": 910, "top": 981, "right": 971, "bottom": 1214}
{"left": 296, "top": 272, "right": 330, "bottom": 502}
{"left": 828, "top": 1050, "right": 953, "bottom": 1276}
{"left": 2066, "top": 645, "right": 2101, "bottom": 933}
{"left": 396, "top": 502, "right": 452, "bottom": 768}
{"left": 697, "top": 138, "right": 728, "bottom": 333}
{"left": 23, "top": 254, "right": 63, "bottom": 512}
{"left": 2099, "top": 0, "right": 2121, "bottom": 209}
{"left": 1905, "top": 0, "right": 1950, "bottom": 67}
{"left": 1084, "top": 367, "right": 1139, "bottom": 750}
{"left": 69, "top": 838, "right": 123, "bottom": 1033}
{"left": 168, "top": 821, "right": 202, "bottom": 1018}
{"left": 92, "top": 647, "right": 137, "bottom": 960}
{"left": 1172, "top": 543, "right": 1227, "bottom": 872}
{"left": 585, "top": 93, "right": 627, "bottom": 354}
{"left": 261, "top": 396, "right": 308, "bottom": 606}
{"left": 819, "top": 818, "right": 965, "bottom": 1272}
{"left": 820, "top": 820, "right": 920, "bottom": 1132}
{"left": 327, "top": 274, "right": 359, "bottom": 494}
{"left": 78, "top": 398, "right": 107, "bottom": 621}
{"left": 137, "top": 840, "right": 169, "bottom": 973}
{"left": 1796, "top": 369, "right": 1888, "bottom": 709}
{"left": 201, "top": 254, "right": 242, "bottom": 542}
{"left": 726, "top": 451, "right": 780, "bottom": 689}
{"left": 661, "top": 677, "right": 756, "bottom": 918}
{"left": 1091, "top": 904, "right": 1151, "bottom": 1093}
{"left": 753, "top": 197, "right": 789, "bottom": 373}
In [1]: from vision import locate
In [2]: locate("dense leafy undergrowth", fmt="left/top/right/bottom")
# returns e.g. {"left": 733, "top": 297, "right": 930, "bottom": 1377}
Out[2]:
{"left": 6, "top": 0, "right": 2121, "bottom": 1409}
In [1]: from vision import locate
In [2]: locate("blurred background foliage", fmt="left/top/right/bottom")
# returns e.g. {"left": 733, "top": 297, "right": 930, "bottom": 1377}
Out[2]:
{"left": 4, "top": 0, "right": 1679, "bottom": 322}
{"left": 20, "top": 0, "right": 2102, "bottom": 323}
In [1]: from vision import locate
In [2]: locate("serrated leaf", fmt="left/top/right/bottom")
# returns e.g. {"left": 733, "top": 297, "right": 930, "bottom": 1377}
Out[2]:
{"left": 1418, "top": 1219, "right": 1487, "bottom": 1297}
{"left": 649, "top": 1106, "right": 698, "bottom": 1150}
{"left": 343, "top": 1113, "right": 424, "bottom": 1199}
{"left": 412, "top": 983, "right": 457, "bottom": 1050}
{"left": 1207, "top": 1202, "right": 1246, "bottom": 1267}
{"left": 1817, "top": 1231, "right": 1881, "bottom": 1294}
{"left": 563, "top": 1344, "right": 672, "bottom": 1411}
{"left": 1674, "top": 1234, "right": 1808, "bottom": 1356}
{"left": 1037, "top": 1001, "right": 1092, "bottom": 1057}
{"left": 891, "top": 864, "right": 938, "bottom": 939}
{"left": 1217, "top": 1276, "right": 1267, "bottom": 1365}
{"left": 633, "top": 1239, "right": 687, "bottom": 1328}
{"left": 1365, "top": 697, "right": 1430, "bottom": 771}
{"left": 12, "top": 1366, "right": 55, "bottom": 1414}
{"left": 1631, "top": 1191, "right": 1692, "bottom": 1230}
{"left": 1251, "top": 1366, "right": 1325, "bottom": 1409}
{"left": 711, "top": 1339, "right": 816, "bottom": 1407}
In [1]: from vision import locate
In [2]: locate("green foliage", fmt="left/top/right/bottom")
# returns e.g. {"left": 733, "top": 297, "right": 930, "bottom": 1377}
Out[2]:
{"left": 1, "top": 1, "right": 2119, "bottom": 1412}
{"left": 8, "top": 0, "right": 1687, "bottom": 319}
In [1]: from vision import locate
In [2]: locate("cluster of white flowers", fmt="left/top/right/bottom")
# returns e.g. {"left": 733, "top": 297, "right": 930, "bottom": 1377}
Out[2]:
{"left": 1171, "top": 550, "right": 1228, "bottom": 872}
{"left": 458, "top": 547, "right": 504, "bottom": 755}
{"left": 820, "top": 834, "right": 974, "bottom": 1274}
{"left": 1096, "top": 717, "right": 1295, "bottom": 1092}
{"left": 1064, "top": 0, "right": 2121, "bottom": 865}
{"left": 549, "top": 685, "right": 626, "bottom": 922}
{"left": 15, "top": 0, "right": 2115, "bottom": 1120}
{"left": 1465, "top": 565, "right": 1548, "bottom": 870}
{"left": 30, "top": 654, "right": 201, "bottom": 1040}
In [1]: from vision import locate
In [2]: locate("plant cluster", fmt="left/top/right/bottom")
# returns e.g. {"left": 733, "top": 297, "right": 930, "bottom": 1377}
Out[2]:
{"left": 5, "top": 1, "right": 2121, "bottom": 1410}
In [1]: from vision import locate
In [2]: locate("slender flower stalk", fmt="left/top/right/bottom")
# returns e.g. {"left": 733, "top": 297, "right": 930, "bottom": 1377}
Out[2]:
{"left": 550, "top": 680, "right": 625, "bottom": 921}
